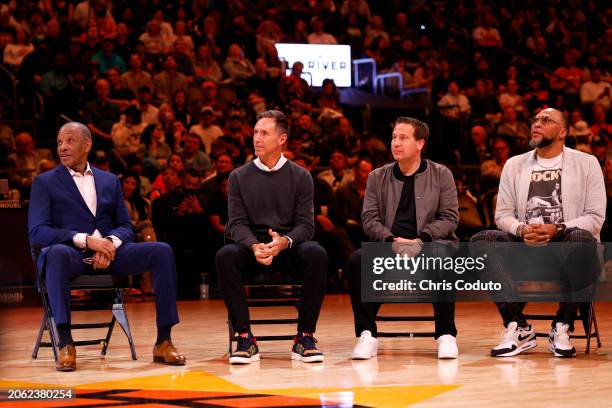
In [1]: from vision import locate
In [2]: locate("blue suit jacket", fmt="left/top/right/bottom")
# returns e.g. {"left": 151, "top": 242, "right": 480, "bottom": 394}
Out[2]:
{"left": 28, "top": 165, "right": 134, "bottom": 270}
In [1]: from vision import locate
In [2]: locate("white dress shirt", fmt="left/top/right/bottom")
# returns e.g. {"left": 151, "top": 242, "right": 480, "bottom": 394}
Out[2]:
{"left": 253, "top": 153, "right": 287, "bottom": 172}
{"left": 69, "top": 163, "right": 122, "bottom": 249}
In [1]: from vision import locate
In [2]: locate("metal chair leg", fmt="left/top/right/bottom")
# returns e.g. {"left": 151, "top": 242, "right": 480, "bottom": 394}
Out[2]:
{"left": 585, "top": 303, "right": 593, "bottom": 354}
{"left": 592, "top": 307, "right": 602, "bottom": 348}
{"left": 228, "top": 319, "right": 235, "bottom": 355}
{"left": 32, "top": 313, "right": 47, "bottom": 359}
{"left": 112, "top": 302, "right": 138, "bottom": 360}
{"left": 48, "top": 316, "right": 59, "bottom": 362}
{"left": 101, "top": 316, "right": 116, "bottom": 356}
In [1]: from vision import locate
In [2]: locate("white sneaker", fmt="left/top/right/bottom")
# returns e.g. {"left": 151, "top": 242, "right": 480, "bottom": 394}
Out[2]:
{"left": 548, "top": 323, "right": 576, "bottom": 358}
{"left": 491, "top": 322, "right": 537, "bottom": 357}
{"left": 437, "top": 335, "right": 458, "bottom": 359}
{"left": 351, "top": 330, "right": 379, "bottom": 360}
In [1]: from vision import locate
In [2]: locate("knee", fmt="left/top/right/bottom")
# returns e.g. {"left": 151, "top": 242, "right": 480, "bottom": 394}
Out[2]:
{"left": 149, "top": 242, "right": 174, "bottom": 261}
{"left": 470, "top": 230, "right": 497, "bottom": 243}
{"left": 298, "top": 241, "right": 328, "bottom": 263}
{"left": 216, "top": 244, "right": 242, "bottom": 265}
{"left": 565, "top": 228, "right": 596, "bottom": 243}
{"left": 46, "top": 244, "right": 74, "bottom": 264}
{"left": 348, "top": 249, "right": 362, "bottom": 271}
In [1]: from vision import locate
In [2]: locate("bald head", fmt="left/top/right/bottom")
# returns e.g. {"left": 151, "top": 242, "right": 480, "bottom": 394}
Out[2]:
{"left": 539, "top": 107, "right": 568, "bottom": 130}
{"left": 57, "top": 122, "right": 92, "bottom": 172}
{"left": 59, "top": 122, "right": 91, "bottom": 141}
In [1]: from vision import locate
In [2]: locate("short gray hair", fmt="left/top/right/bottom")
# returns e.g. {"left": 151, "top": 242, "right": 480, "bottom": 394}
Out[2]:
{"left": 59, "top": 122, "right": 91, "bottom": 141}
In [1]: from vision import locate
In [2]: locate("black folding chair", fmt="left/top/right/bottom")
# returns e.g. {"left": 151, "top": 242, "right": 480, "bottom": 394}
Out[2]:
{"left": 227, "top": 270, "right": 301, "bottom": 354}
{"left": 222, "top": 228, "right": 302, "bottom": 353}
{"left": 31, "top": 248, "right": 137, "bottom": 362}
{"left": 514, "top": 251, "right": 602, "bottom": 354}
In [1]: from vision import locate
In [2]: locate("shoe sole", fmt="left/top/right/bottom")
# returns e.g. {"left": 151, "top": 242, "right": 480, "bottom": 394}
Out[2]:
{"left": 548, "top": 344, "right": 576, "bottom": 358}
{"left": 438, "top": 352, "right": 458, "bottom": 359}
{"left": 291, "top": 352, "right": 324, "bottom": 363}
{"left": 351, "top": 353, "right": 377, "bottom": 360}
{"left": 492, "top": 339, "right": 537, "bottom": 357}
{"left": 56, "top": 365, "right": 76, "bottom": 372}
{"left": 229, "top": 353, "right": 260, "bottom": 364}
{"left": 153, "top": 356, "right": 186, "bottom": 365}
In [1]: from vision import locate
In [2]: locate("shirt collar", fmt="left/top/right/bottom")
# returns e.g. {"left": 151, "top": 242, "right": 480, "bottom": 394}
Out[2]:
{"left": 253, "top": 153, "right": 287, "bottom": 172}
{"left": 393, "top": 159, "right": 427, "bottom": 181}
{"left": 66, "top": 162, "right": 93, "bottom": 177}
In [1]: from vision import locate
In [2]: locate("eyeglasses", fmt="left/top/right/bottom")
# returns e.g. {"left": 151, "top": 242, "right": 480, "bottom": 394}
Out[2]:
{"left": 529, "top": 115, "right": 561, "bottom": 127}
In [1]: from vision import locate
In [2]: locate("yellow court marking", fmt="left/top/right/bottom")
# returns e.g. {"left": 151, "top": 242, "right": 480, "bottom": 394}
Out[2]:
{"left": 259, "top": 385, "right": 461, "bottom": 408}
{"left": 1, "top": 372, "right": 461, "bottom": 407}
{"left": 77, "top": 370, "right": 246, "bottom": 392}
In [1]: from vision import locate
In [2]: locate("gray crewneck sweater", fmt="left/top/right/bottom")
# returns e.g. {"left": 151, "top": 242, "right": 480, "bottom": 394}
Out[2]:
{"left": 227, "top": 160, "right": 314, "bottom": 247}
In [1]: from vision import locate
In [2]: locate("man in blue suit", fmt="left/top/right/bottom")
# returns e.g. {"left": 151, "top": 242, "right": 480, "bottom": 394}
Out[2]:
{"left": 28, "top": 122, "right": 186, "bottom": 371}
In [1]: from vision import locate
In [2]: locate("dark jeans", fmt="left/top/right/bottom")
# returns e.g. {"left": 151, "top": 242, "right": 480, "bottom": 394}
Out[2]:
{"left": 470, "top": 227, "right": 599, "bottom": 328}
{"left": 215, "top": 241, "right": 328, "bottom": 334}
{"left": 347, "top": 246, "right": 457, "bottom": 339}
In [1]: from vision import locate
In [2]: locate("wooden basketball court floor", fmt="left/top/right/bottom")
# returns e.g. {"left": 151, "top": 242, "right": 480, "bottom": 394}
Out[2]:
{"left": 1, "top": 296, "right": 611, "bottom": 407}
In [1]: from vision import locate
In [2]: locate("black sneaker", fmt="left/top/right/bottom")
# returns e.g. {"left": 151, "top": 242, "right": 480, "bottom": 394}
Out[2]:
{"left": 291, "top": 333, "right": 324, "bottom": 363}
{"left": 229, "top": 334, "right": 260, "bottom": 364}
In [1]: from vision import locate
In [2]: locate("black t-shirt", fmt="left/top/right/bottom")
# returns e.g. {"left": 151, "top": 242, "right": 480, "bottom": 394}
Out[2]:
{"left": 391, "top": 160, "right": 427, "bottom": 239}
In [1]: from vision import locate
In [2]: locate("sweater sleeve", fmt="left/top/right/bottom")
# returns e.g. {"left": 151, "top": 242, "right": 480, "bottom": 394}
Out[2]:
{"left": 285, "top": 169, "right": 315, "bottom": 244}
{"left": 227, "top": 170, "right": 259, "bottom": 248}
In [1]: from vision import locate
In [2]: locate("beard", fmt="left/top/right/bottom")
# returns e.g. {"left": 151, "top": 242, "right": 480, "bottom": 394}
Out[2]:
{"left": 529, "top": 134, "right": 555, "bottom": 149}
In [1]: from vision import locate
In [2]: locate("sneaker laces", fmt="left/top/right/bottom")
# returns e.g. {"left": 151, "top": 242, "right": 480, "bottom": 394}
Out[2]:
{"left": 500, "top": 322, "right": 518, "bottom": 341}
{"left": 236, "top": 335, "right": 252, "bottom": 353}
{"left": 299, "top": 334, "right": 318, "bottom": 350}
{"left": 556, "top": 324, "right": 570, "bottom": 342}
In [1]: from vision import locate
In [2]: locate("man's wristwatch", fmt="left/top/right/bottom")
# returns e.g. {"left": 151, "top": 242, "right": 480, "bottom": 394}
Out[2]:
{"left": 554, "top": 223, "right": 566, "bottom": 238}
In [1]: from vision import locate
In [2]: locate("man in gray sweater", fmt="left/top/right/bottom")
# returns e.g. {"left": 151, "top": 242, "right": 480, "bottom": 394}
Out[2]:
{"left": 348, "top": 117, "right": 460, "bottom": 360}
{"left": 216, "top": 110, "right": 328, "bottom": 365}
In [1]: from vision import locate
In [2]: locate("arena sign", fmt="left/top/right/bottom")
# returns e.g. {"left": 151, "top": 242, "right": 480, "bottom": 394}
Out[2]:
{"left": 275, "top": 43, "right": 352, "bottom": 87}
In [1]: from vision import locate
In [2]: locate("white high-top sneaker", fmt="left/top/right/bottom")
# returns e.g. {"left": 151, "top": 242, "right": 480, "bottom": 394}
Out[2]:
{"left": 351, "top": 330, "right": 379, "bottom": 360}
{"left": 437, "top": 334, "right": 459, "bottom": 359}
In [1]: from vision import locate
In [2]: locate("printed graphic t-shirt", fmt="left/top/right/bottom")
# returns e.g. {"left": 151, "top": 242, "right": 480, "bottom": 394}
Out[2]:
{"left": 525, "top": 153, "right": 564, "bottom": 225}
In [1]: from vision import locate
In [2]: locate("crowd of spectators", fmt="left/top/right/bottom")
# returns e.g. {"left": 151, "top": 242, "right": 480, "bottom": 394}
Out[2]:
{"left": 1, "top": 0, "right": 611, "bottom": 297}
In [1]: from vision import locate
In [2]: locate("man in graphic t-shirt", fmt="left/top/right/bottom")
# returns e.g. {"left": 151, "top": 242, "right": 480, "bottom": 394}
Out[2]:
{"left": 471, "top": 108, "right": 606, "bottom": 358}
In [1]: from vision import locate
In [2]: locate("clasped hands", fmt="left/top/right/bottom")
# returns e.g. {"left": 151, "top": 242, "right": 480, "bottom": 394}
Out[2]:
{"left": 86, "top": 235, "right": 116, "bottom": 269}
{"left": 250, "top": 229, "right": 289, "bottom": 265}
{"left": 391, "top": 237, "right": 423, "bottom": 258}
{"left": 521, "top": 223, "right": 557, "bottom": 246}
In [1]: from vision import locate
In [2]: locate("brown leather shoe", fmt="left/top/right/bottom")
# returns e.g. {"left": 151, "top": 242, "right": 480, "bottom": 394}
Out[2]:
{"left": 56, "top": 344, "right": 76, "bottom": 371}
{"left": 153, "top": 340, "right": 186, "bottom": 365}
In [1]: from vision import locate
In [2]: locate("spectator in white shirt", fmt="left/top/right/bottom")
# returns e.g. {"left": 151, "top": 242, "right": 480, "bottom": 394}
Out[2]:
{"left": 136, "top": 86, "right": 159, "bottom": 125}
{"left": 473, "top": 14, "right": 503, "bottom": 48}
{"left": 307, "top": 16, "right": 337, "bottom": 45}
{"left": 139, "top": 20, "right": 171, "bottom": 56}
{"left": 498, "top": 79, "right": 525, "bottom": 113}
{"left": 581, "top": 69, "right": 611, "bottom": 111}
{"left": 3, "top": 28, "right": 33, "bottom": 70}
{"left": 189, "top": 106, "right": 224, "bottom": 154}
{"left": 438, "top": 81, "right": 471, "bottom": 119}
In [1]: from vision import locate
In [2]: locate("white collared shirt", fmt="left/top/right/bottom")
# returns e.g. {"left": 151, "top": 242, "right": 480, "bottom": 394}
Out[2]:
{"left": 69, "top": 163, "right": 122, "bottom": 249}
{"left": 253, "top": 153, "right": 287, "bottom": 172}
